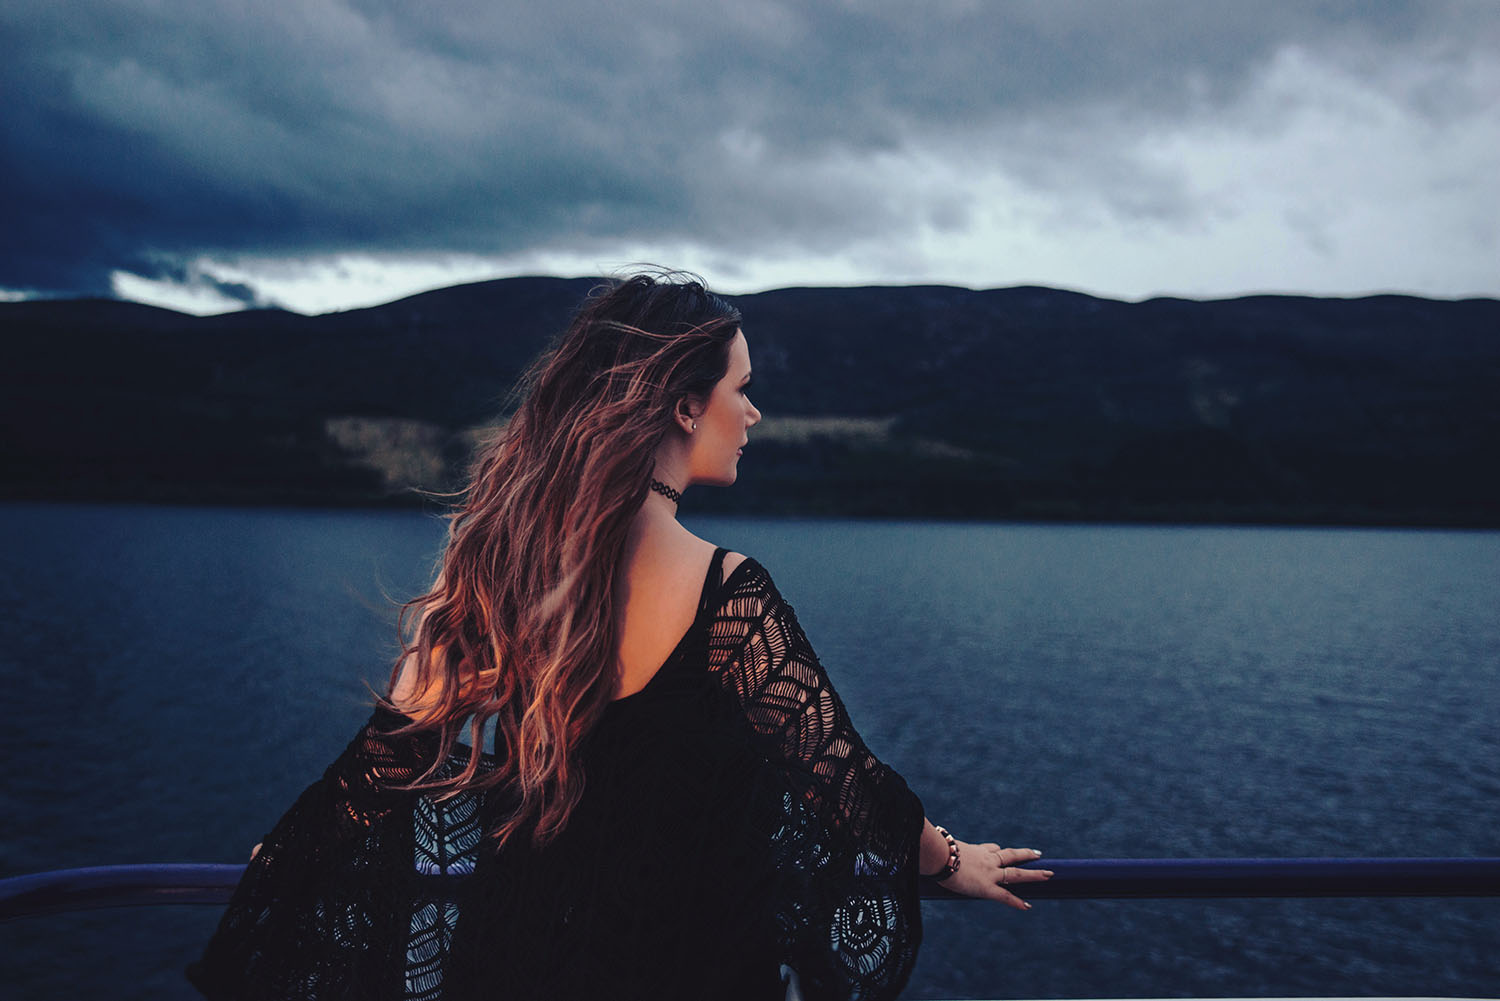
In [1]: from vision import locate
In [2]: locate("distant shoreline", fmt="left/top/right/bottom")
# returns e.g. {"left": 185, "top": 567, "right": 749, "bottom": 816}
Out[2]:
{"left": 5, "top": 277, "right": 1496, "bottom": 530}
{"left": 4, "top": 488, "right": 1494, "bottom": 531}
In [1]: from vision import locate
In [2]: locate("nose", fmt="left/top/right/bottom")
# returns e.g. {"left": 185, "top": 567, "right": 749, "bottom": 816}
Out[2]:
{"left": 747, "top": 401, "right": 762, "bottom": 426}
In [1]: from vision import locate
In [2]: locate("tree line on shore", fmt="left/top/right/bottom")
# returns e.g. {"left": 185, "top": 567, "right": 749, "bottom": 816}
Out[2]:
{"left": 4, "top": 278, "right": 1496, "bottom": 527}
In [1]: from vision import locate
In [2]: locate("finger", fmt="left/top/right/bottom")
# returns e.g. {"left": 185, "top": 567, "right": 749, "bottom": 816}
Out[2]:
{"left": 997, "top": 847, "right": 1043, "bottom": 866}
{"left": 988, "top": 885, "right": 1032, "bottom": 911}
{"left": 249, "top": 842, "right": 262, "bottom": 861}
{"left": 999, "top": 865, "right": 1053, "bottom": 884}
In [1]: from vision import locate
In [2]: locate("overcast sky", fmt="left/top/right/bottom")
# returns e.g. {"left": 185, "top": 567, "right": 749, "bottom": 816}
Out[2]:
{"left": 3, "top": 0, "right": 1496, "bottom": 314}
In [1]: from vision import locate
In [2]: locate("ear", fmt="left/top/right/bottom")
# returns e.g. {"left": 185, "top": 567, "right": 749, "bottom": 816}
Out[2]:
{"left": 674, "top": 396, "right": 703, "bottom": 433}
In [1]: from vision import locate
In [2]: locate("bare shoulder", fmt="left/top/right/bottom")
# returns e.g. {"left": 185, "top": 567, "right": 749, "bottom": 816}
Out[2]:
{"left": 615, "top": 530, "right": 719, "bottom": 694}
{"left": 677, "top": 523, "right": 748, "bottom": 584}
{"left": 721, "top": 550, "right": 749, "bottom": 582}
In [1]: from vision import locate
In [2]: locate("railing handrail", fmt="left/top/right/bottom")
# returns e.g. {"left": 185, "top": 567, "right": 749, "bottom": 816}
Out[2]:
{"left": 921, "top": 856, "right": 1500, "bottom": 900}
{"left": 4, "top": 857, "right": 1498, "bottom": 922}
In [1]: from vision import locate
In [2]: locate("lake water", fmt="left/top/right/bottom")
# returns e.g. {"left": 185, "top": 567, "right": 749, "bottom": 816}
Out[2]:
{"left": 1, "top": 503, "right": 1496, "bottom": 999}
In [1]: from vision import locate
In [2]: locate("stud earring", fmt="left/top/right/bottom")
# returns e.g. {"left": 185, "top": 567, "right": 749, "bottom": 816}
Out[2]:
{"left": 691, "top": 423, "right": 698, "bottom": 431}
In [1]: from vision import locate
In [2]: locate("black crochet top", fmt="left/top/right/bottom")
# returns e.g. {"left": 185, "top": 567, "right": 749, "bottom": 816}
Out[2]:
{"left": 188, "top": 550, "right": 925, "bottom": 1000}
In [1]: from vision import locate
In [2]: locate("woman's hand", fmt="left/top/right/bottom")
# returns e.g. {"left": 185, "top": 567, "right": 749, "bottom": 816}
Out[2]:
{"left": 936, "top": 842, "right": 1051, "bottom": 910}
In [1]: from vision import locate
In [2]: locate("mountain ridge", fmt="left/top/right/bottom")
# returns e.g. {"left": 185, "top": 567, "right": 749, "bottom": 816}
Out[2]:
{"left": 3, "top": 278, "right": 1496, "bottom": 525}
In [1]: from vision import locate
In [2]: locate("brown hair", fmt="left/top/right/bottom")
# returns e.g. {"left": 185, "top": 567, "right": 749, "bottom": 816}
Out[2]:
{"left": 382, "top": 271, "right": 742, "bottom": 849}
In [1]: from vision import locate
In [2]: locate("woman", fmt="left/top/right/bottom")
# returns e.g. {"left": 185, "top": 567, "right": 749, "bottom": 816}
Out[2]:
{"left": 188, "top": 272, "right": 1049, "bottom": 1001}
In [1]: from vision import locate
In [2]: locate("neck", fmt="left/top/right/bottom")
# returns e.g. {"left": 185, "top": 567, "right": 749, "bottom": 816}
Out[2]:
{"left": 644, "top": 491, "right": 679, "bottom": 517}
{"left": 626, "top": 486, "right": 690, "bottom": 557}
{"left": 650, "top": 477, "right": 683, "bottom": 503}
{"left": 640, "top": 480, "right": 679, "bottom": 521}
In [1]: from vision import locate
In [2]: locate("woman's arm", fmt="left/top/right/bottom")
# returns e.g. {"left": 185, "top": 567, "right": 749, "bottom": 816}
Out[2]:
{"left": 711, "top": 562, "right": 925, "bottom": 998}
{"left": 919, "top": 815, "right": 1051, "bottom": 909}
{"left": 917, "top": 816, "right": 951, "bottom": 874}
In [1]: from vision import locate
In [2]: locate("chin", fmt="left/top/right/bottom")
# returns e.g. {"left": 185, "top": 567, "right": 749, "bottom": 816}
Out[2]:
{"left": 695, "top": 467, "right": 738, "bottom": 488}
{"left": 691, "top": 455, "right": 743, "bottom": 488}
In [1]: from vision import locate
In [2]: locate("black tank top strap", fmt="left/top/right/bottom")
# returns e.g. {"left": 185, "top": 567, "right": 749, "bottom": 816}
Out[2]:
{"left": 699, "top": 547, "right": 728, "bottom": 616}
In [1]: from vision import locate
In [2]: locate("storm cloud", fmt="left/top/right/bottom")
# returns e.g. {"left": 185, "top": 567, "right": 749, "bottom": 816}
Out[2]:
{"left": 3, "top": 0, "right": 1496, "bottom": 310}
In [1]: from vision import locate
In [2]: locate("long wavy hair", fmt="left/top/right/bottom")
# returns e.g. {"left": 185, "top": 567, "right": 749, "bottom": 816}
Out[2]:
{"left": 381, "top": 272, "right": 742, "bottom": 850}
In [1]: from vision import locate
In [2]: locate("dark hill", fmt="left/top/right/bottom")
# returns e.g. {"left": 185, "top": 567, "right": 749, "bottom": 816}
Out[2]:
{"left": 2, "top": 279, "right": 1496, "bottom": 525}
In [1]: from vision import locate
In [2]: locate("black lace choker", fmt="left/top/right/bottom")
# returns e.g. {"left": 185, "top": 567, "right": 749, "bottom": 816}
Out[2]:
{"left": 649, "top": 479, "right": 682, "bottom": 505}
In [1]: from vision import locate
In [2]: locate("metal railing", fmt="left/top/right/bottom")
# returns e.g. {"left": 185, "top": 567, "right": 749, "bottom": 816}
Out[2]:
{"left": 4, "top": 857, "right": 1498, "bottom": 921}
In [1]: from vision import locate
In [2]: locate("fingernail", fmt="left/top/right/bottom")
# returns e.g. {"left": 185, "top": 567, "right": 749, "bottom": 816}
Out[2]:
{"left": 1044, "top": 870, "right": 1054, "bottom": 877}
{"left": 1030, "top": 849, "right": 1043, "bottom": 856}
{"left": 1023, "top": 901, "right": 1032, "bottom": 910}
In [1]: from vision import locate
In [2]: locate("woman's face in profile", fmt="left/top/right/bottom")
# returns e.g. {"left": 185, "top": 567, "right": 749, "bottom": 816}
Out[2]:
{"left": 689, "top": 330, "right": 761, "bottom": 486}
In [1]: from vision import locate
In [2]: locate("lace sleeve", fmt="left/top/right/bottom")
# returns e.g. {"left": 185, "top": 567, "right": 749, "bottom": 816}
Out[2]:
{"left": 187, "top": 712, "right": 463, "bottom": 1001}
{"left": 708, "top": 559, "right": 925, "bottom": 1001}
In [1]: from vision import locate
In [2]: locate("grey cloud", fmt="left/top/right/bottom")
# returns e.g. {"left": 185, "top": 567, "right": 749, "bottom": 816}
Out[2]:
{"left": 1, "top": 0, "right": 1494, "bottom": 297}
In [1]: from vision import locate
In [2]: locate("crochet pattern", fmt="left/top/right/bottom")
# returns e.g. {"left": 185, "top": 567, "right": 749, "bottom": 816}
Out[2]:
{"left": 189, "top": 551, "right": 924, "bottom": 1000}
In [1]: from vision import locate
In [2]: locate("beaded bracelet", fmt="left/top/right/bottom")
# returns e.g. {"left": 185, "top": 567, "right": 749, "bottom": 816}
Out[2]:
{"left": 928, "top": 825, "right": 960, "bottom": 880}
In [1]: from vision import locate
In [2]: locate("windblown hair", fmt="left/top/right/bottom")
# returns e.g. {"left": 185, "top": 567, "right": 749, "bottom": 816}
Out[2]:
{"left": 381, "top": 272, "right": 742, "bottom": 850}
